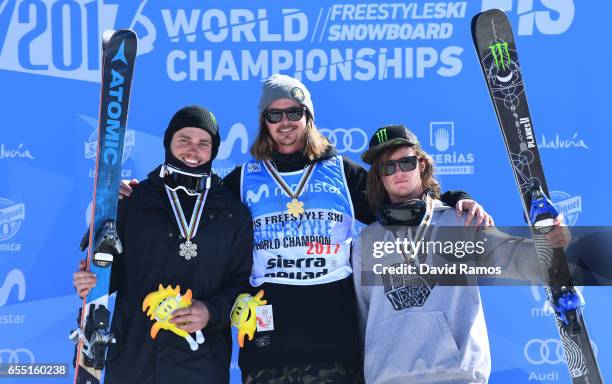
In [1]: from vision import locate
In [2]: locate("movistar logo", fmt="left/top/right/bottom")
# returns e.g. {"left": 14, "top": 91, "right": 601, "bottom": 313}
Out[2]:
{"left": 375, "top": 129, "right": 388, "bottom": 144}
{"left": 489, "top": 42, "right": 510, "bottom": 70}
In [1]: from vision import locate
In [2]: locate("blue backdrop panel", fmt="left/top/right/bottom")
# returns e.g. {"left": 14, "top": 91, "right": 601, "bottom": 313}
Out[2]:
{"left": 0, "top": 1, "right": 610, "bottom": 383}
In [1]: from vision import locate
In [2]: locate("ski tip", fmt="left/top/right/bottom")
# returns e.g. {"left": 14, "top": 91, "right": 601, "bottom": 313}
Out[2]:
{"left": 103, "top": 29, "right": 138, "bottom": 43}
{"left": 473, "top": 8, "right": 507, "bottom": 21}
{"left": 471, "top": 9, "right": 509, "bottom": 32}
{"left": 114, "top": 29, "right": 138, "bottom": 42}
{"left": 101, "top": 29, "right": 138, "bottom": 66}
{"left": 470, "top": 8, "right": 515, "bottom": 50}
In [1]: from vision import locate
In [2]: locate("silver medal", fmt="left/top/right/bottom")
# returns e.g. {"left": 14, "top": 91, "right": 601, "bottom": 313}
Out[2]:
{"left": 179, "top": 240, "right": 198, "bottom": 260}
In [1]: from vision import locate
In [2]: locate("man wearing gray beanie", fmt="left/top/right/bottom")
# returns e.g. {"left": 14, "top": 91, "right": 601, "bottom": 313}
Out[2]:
{"left": 220, "top": 74, "right": 493, "bottom": 383}
{"left": 73, "top": 105, "right": 253, "bottom": 383}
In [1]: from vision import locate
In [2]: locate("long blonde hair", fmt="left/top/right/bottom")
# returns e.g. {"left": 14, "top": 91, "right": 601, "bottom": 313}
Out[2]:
{"left": 366, "top": 145, "right": 441, "bottom": 212}
{"left": 250, "top": 112, "right": 330, "bottom": 161}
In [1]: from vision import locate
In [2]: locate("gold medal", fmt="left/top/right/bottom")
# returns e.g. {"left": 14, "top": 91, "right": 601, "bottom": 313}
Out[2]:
{"left": 286, "top": 198, "right": 305, "bottom": 217}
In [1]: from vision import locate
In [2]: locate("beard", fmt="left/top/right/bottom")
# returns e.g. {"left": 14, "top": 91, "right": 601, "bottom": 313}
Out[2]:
{"left": 273, "top": 123, "right": 305, "bottom": 147}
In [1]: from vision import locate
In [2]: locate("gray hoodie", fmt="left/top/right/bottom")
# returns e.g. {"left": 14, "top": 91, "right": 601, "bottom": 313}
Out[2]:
{"left": 352, "top": 203, "right": 543, "bottom": 384}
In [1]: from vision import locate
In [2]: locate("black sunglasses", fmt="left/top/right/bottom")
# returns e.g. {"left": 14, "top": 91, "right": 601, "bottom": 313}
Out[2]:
{"left": 265, "top": 107, "right": 306, "bottom": 124}
{"left": 382, "top": 156, "right": 418, "bottom": 176}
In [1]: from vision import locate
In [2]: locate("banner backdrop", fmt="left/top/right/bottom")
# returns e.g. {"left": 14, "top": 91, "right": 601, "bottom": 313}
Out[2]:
{"left": 0, "top": 1, "right": 610, "bottom": 383}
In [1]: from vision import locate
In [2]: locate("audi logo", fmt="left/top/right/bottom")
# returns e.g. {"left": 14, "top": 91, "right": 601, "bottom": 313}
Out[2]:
{"left": 0, "top": 348, "right": 35, "bottom": 363}
{"left": 319, "top": 128, "right": 368, "bottom": 153}
{"left": 524, "top": 338, "right": 598, "bottom": 366}
{"left": 524, "top": 338, "right": 565, "bottom": 365}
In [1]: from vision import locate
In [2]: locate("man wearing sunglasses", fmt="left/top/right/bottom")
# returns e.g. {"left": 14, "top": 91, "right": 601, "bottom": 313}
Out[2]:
{"left": 219, "top": 74, "right": 495, "bottom": 383}
{"left": 352, "top": 125, "right": 570, "bottom": 384}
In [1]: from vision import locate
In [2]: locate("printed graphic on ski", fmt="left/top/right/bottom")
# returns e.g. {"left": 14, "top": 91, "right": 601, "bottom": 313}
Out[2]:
{"left": 70, "top": 29, "right": 137, "bottom": 384}
{"left": 471, "top": 9, "right": 603, "bottom": 384}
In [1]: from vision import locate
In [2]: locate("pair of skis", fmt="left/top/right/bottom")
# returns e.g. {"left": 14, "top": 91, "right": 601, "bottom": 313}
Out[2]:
{"left": 472, "top": 10, "right": 603, "bottom": 384}
{"left": 70, "top": 30, "right": 137, "bottom": 384}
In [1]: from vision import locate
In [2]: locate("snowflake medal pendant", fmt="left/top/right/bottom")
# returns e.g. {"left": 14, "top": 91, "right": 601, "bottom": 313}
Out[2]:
{"left": 179, "top": 239, "right": 197, "bottom": 260}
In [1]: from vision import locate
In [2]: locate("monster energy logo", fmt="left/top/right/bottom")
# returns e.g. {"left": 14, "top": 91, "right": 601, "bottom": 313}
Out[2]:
{"left": 489, "top": 42, "right": 510, "bottom": 70}
{"left": 375, "top": 129, "right": 388, "bottom": 144}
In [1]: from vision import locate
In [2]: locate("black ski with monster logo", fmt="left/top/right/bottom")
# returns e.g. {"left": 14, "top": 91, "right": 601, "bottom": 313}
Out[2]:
{"left": 471, "top": 9, "right": 602, "bottom": 384}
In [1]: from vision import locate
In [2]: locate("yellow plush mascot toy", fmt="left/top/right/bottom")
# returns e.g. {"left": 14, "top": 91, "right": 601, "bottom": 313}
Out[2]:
{"left": 230, "top": 289, "right": 267, "bottom": 347}
{"left": 142, "top": 284, "right": 205, "bottom": 351}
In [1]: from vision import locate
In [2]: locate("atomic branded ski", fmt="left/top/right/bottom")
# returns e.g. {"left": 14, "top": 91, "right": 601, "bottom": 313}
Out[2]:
{"left": 70, "top": 29, "right": 137, "bottom": 384}
{"left": 471, "top": 10, "right": 603, "bottom": 384}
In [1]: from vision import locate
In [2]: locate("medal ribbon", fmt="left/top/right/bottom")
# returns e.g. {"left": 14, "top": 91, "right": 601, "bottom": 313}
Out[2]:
{"left": 165, "top": 186, "right": 209, "bottom": 241}
{"left": 263, "top": 161, "right": 316, "bottom": 200}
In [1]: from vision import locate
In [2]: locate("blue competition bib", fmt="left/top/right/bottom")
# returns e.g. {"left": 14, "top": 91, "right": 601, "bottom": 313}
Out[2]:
{"left": 241, "top": 155, "right": 356, "bottom": 286}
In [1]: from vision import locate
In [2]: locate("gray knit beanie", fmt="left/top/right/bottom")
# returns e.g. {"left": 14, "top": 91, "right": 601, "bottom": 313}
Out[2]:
{"left": 258, "top": 74, "right": 314, "bottom": 121}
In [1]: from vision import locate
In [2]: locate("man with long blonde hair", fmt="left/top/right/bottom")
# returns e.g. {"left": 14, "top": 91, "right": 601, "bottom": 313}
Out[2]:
{"left": 220, "top": 75, "right": 494, "bottom": 383}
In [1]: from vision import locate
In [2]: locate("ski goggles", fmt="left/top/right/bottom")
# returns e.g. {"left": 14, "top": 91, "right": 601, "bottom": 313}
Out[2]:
{"left": 382, "top": 156, "right": 418, "bottom": 176}
{"left": 264, "top": 107, "right": 306, "bottom": 124}
{"left": 159, "top": 165, "right": 210, "bottom": 194}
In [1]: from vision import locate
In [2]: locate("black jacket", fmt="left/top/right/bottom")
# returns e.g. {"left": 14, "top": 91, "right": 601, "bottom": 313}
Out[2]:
{"left": 223, "top": 148, "right": 471, "bottom": 373}
{"left": 105, "top": 166, "right": 253, "bottom": 384}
